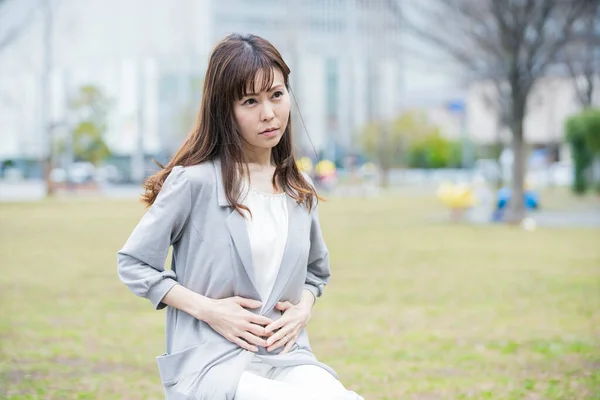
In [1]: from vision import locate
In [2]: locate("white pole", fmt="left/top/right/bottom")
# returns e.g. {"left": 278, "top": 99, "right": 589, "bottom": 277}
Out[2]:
{"left": 41, "top": 0, "right": 53, "bottom": 195}
{"left": 131, "top": 60, "right": 146, "bottom": 183}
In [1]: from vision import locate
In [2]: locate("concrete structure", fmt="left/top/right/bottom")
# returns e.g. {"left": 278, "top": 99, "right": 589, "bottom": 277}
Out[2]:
{"left": 0, "top": 0, "right": 406, "bottom": 177}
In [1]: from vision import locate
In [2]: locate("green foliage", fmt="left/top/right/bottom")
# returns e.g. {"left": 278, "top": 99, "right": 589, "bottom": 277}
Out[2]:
{"left": 407, "top": 133, "right": 463, "bottom": 169}
{"left": 565, "top": 108, "right": 600, "bottom": 195}
{"left": 68, "top": 85, "right": 113, "bottom": 165}
{"left": 72, "top": 121, "right": 112, "bottom": 166}
{"left": 360, "top": 111, "right": 462, "bottom": 170}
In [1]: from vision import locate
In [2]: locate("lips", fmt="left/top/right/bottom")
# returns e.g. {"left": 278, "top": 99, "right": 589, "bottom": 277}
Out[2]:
{"left": 260, "top": 127, "right": 279, "bottom": 135}
{"left": 259, "top": 127, "right": 280, "bottom": 138}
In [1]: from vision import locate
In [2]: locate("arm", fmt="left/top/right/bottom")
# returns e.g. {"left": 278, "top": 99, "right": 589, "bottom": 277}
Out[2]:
{"left": 303, "top": 193, "right": 331, "bottom": 303}
{"left": 117, "top": 166, "right": 192, "bottom": 310}
{"left": 117, "top": 167, "right": 273, "bottom": 351}
{"left": 160, "top": 283, "right": 213, "bottom": 320}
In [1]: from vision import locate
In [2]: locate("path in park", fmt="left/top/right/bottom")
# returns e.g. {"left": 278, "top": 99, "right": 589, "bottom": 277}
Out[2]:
{"left": 2, "top": 180, "right": 598, "bottom": 228}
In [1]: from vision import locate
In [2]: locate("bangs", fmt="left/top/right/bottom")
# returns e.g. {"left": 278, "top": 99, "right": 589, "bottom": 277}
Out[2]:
{"left": 230, "top": 48, "right": 278, "bottom": 101}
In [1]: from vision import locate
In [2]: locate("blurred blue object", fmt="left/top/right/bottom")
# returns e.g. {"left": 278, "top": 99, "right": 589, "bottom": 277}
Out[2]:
{"left": 494, "top": 187, "right": 540, "bottom": 221}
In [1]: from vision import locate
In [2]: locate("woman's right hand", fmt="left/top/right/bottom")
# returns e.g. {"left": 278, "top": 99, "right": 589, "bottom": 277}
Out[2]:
{"left": 203, "top": 296, "right": 273, "bottom": 352}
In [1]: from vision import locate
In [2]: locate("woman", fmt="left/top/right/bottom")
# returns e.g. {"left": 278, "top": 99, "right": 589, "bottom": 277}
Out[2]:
{"left": 117, "top": 34, "right": 363, "bottom": 400}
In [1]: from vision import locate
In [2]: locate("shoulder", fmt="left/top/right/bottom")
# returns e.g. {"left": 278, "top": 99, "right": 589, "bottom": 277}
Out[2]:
{"left": 177, "top": 161, "right": 216, "bottom": 187}
{"left": 300, "top": 171, "right": 315, "bottom": 188}
{"left": 159, "top": 161, "right": 216, "bottom": 192}
{"left": 298, "top": 171, "right": 321, "bottom": 210}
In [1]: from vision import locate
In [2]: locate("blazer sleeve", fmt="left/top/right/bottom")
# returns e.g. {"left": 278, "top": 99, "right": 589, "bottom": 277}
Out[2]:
{"left": 117, "top": 166, "right": 192, "bottom": 310}
{"left": 302, "top": 174, "right": 331, "bottom": 300}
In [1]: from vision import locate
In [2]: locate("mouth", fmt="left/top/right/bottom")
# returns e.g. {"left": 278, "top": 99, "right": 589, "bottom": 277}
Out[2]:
{"left": 260, "top": 127, "right": 279, "bottom": 135}
{"left": 259, "top": 127, "right": 280, "bottom": 138}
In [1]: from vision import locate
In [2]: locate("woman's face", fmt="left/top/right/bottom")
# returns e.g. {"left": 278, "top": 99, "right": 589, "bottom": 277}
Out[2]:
{"left": 233, "top": 68, "right": 290, "bottom": 153}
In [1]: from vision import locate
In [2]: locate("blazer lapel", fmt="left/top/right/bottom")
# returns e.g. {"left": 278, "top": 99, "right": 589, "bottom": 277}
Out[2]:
{"left": 214, "top": 159, "right": 260, "bottom": 298}
{"left": 213, "top": 158, "right": 305, "bottom": 308}
{"left": 264, "top": 196, "right": 304, "bottom": 310}
{"left": 227, "top": 210, "right": 260, "bottom": 297}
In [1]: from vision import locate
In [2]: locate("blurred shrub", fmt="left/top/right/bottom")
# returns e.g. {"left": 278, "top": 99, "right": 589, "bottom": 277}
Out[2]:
{"left": 565, "top": 108, "right": 600, "bottom": 194}
{"left": 66, "top": 85, "right": 112, "bottom": 166}
{"left": 406, "top": 134, "right": 462, "bottom": 169}
{"left": 360, "top": 111, "right": 462, "bottom": 173}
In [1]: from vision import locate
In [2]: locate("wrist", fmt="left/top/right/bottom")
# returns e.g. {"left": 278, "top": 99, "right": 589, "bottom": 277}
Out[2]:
{"left": 299, "top": 289, "right": 315, "bottom": 310}
{"left": 192, "top": 294, "right": 214, "bottom": 322}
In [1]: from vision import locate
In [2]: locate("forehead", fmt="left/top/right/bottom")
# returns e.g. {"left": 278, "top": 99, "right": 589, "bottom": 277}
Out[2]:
{"left": 243, "top": 67, "right": 285, "bottom": 95}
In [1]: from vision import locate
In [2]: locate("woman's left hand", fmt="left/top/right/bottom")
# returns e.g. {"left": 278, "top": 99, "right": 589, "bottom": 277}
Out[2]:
{"left": 264, "top": 292, "right": 315, "bottom": 354}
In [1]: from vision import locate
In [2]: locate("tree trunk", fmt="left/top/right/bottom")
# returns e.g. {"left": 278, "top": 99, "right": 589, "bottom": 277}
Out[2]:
{"left": 507, "top": 118, "right": 526, "bottom": 223}
{"left": 44, "top": 156, "right": 54, "bottom": 197}
{"left": 41, "top": 0, "right": 53, "bottom": 197}
{"left": 380, "top": 166, "right": 389, "bottom": 188}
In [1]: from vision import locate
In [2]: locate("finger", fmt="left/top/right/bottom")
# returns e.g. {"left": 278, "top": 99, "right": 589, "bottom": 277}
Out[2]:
{"left": 234, "top": 297, "right": 262, "bottom": 309}
{"left": 231, "top": 336, "right": 258, "bottom": 352}
{"left": 246, "top": 322, "right": 271, "bottom": 338}
{"left": 264, "top": 317, "right": 287, "bottom": 335}
{"left": 275, "top": 301, "right": 292, "bottom": 311}
{"left": 267, "top": 334, "right": 289, "bottom": 352}
{"left": 247, "top": 312, "right": 273, "bottom": 326}
{"left": 240, "top": 331, "right": 267, "bottom": 348}
{"left": 280, "top": 337, "right": 296, "bottom": 355}
{"left": 266, "top": 326, "right": 290, "bottom": 347}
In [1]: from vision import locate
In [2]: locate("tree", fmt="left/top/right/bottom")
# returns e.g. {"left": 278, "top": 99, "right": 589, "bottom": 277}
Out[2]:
{"left": 360, "top": 120, "right": 401, "bottom": 187}
{"left": 563, "top": 1, "right": 600, "bottom": 109}
{"left": 1, "top": 1, "right": 56, "bottom": 195}
{"left": 396, "top": 0, "right": 591, "bottom": 222}
{"left": 360, "top": 111, "right": 442, "bottom": 186}
{"left": 0, "top": 0, "right": 37, "bottom": 52}
{"left": 565, "top": 109, "right": 600, "bottom": 193}
{"left": 65, "top": 85, "right": 112, "bottom": 166}
{"left": 407, "top": 134, "right": 462, "bottom": 169}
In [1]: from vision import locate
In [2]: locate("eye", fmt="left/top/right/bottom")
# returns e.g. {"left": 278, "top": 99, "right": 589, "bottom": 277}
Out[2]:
{"left": 272, "top": 90, "right": 284, "bottom": 99}
{"left": 243, "top": 98, "right": 257, "bottom": 106}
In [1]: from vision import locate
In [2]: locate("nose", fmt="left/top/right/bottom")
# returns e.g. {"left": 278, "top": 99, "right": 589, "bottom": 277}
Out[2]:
{"left": 260, "top": 102, "right": 275, "bottom": 122}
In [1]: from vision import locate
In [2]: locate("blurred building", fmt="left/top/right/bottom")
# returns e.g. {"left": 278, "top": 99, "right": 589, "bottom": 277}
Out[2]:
{"left": 0, "top": 0, "right": 404, "bottom": 180}
{"left": 210, "top": 0, "right": 404, "bottom": 160}
{"left": 3, "top": 0, "right": 594, "bottom": 181}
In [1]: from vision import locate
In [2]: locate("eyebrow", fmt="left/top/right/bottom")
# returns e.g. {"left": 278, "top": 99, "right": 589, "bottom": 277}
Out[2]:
{"left": 244, "top": 84, "right": 285, "bottom": 97}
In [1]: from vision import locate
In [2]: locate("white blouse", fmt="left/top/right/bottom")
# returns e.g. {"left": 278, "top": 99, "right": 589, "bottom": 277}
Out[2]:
{"left": 240, "top": 184, "right": 288, "bottom": 304}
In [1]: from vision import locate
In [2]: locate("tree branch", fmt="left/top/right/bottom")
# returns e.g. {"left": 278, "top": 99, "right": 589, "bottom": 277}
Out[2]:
{"left": 0, "top": 0, "right": 38, "bottom": 53}
{"left": 530, "top": 0, "right": 589, "bottom": 75}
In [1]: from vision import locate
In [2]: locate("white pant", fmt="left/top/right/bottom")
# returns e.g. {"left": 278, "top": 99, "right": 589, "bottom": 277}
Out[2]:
{"left": 235, "top": 358, "right": 360, "bottom": 400}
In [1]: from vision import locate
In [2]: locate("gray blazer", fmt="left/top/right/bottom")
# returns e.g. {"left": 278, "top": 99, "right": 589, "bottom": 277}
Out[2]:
{"left": 117, "top": 159, "right": 362, "bottom": 399}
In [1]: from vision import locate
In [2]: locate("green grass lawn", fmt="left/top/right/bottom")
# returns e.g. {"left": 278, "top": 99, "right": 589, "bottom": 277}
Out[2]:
{"left": 0, "top": 194, "right": 599, "bottom": 399}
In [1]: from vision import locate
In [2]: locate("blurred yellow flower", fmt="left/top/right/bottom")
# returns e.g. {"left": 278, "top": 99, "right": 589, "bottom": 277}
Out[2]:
{"left": 315, "top": 160, "right": 336, "bottom": 176}
{"left": 296, "top": 157, "right": 314, "bottom": 174}
{"left": 436, "top": 182, "right": 477, "bottom": 209}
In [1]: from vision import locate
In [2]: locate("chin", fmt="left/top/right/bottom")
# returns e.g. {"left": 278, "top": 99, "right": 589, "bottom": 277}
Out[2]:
{"left": 258, "top": 134, "right": 283, "bottom": 148}
{"left": 264, "top": 138, "right": 282, "bottom": 149}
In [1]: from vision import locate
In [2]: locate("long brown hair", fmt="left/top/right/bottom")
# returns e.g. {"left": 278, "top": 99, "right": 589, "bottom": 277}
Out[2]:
{"left": 141, "top": 33, "right": 318, "bottom": 214}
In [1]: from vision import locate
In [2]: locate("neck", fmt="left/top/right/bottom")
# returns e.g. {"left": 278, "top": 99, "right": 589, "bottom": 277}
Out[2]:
{"left": 243, "top": 145, "right": 273, "bottom": 167}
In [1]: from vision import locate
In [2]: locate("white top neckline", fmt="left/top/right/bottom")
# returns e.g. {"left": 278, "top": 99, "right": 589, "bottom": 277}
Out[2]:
{"left": 248, "top": 185, "right": 286, "bottom": 198}
{"left": 240, "top": 184, "right": 289, "bottom": 305}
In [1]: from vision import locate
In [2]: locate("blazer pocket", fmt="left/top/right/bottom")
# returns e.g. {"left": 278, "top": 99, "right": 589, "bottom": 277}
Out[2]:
{"left": 156, "top": 335, "right": 239, "bottom": 386}
{"left": 157, "top": 343, "right": 206, "bottom": 386}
